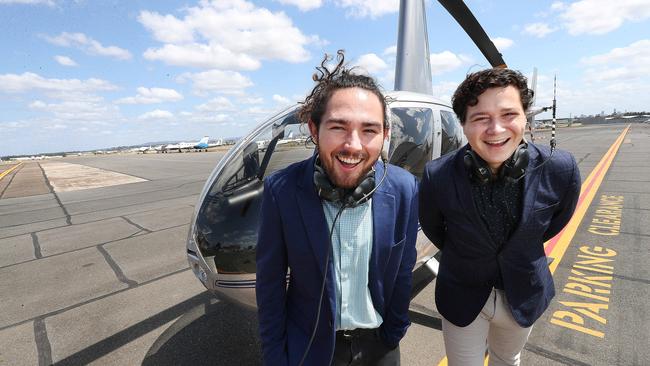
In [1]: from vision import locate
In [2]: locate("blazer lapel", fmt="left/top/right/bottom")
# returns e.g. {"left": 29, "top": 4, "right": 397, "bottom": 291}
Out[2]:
{"left": 369, "top": 161, "right": 395, "bottom": 286}
{"left": 296, "top": 155, "right": 331, "bottom": 278}
{"left": 514, "top": 145, "right": 542, "bottom": 234}
{"left": 453, "top": 148, "right": 497, "bottom": 248}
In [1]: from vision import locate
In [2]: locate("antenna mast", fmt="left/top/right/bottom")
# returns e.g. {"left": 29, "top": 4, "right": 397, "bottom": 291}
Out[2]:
{"left": 550, "top": 75, "right": 557, "bottom": 152}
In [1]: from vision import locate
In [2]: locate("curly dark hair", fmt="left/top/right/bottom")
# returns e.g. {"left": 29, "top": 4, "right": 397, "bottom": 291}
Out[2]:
{"left": 298, "top": 50, "right": 388, "bottom": 130}
{"left": 452, "top": 68, "right": 534, "bottom": 124}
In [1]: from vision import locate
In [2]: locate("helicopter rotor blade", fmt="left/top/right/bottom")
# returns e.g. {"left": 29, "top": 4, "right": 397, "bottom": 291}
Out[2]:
{"left": 437, "top": 0, "right": 507, "bottom": 68}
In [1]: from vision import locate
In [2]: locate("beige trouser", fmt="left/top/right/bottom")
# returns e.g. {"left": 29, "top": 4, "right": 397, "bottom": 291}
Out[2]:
{"left": 442, "top": 289, "right": 533, "bottom": 366}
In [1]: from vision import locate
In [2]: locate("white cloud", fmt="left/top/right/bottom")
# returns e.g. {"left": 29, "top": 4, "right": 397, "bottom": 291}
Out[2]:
{"left": 334, "top": 0, "right": 399, "bottom": 18}
{"left": 560, "top": 0, "right": 650, "bottom": 35}
{"left": 429, "top": 51, "right": 472, "bottom": 76}
{"left": 28, "top": 98, "right": 121, "bottom": 122}
{"left": 177, "top": 69, "right": 253, "bottom": 96}
{"left": 354, "top": 53, "right": 388, "bottom": 74}
{"left": 491, "top": 37, "right": 514, "bottom": 50}
{"left": 143, "top": 43, "right": 261, "bottom": 70}
{"left": 116, "top": 87, "right": 183, "bottom": 104}
{"left": 44, "top": 123, "right": 67, "bottom": 130}
{"left": 275, "top": 0, "right": 323, "bottom": 11}
{"left": 554, "top": 79, "right": 650, "bottom": 118}
{"left": 582, "top": 39, "right": 650, "bottom": 65}
{"left": 138, "top": 109, "right": 174, "bottom": 121}
{"left": 238, "top": 96, "right": 264, "bottom": 104}
{"left": 196, "top": 96, "right": 235, "bottom": 112}
{"left": 176, "top": 108, "right": 234, "bottom": 124}
{"left": 246, "top": 106, "right": 278, "bottom": 118}
{"left": 534, "top": 39, "right": 650, "bottom": 117}
{"left": 43, "top": 32, "right": 132, "bottom": 60}
{"left": 581, "top": 39, "right": 650, "bottom": 82}
{"left": 383, "top": 45, "right": 397, "bottom": 56}
{"left": 29, "top": 100, "right": 47, "bottom": 109}
{"left": 54, "top": 55, "right": 78, "bottom": 66}
{"left": 550, "top": 2, "right": 566, "bottom": 11}
{"left": 272, "top": 94, "right": 291, "bottom": 105}
{"left": 137, "top": 11, "right": 195, "bottom": 44}
{"left": 523, "top": 22, "right": 557, "bottom": 38}
{"left": 139, "top": 0, "right": 318, "bottom": 70}
{"left": 0, "top": 72, "right": 117, "bottom": 94}
{"left": 431, "top": 81, "right": 461, "bottom": 105}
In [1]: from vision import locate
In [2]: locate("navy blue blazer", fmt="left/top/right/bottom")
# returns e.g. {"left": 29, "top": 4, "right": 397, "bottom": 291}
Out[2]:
{"left": 256, "top": 155, "right": 419, "bottom": 366}
{"left": 419, "top": 143, "right": 580, "bottom": 328}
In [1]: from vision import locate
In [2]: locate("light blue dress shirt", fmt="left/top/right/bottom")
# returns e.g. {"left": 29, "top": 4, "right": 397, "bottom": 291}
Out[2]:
{"left": 322, "top": 199, "right": 383, "bottom": 331}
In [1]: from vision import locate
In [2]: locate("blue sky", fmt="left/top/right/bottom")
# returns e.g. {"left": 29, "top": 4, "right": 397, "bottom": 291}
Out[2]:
{"left": 1, "top": 0, "right": 649, "bottom": 156}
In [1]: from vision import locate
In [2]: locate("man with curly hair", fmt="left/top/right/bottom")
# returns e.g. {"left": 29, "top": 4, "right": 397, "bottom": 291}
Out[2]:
{"left": 419, "top": 68, "right": 581, "bottom": 365}
{"left": 256, "top": 50, "right": 418, "bottom": 366}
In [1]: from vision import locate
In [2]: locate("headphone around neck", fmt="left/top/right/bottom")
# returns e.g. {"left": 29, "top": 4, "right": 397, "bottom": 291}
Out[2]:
{"left": 463, "top": 142, "right": 529, "bottom": 184}
{"left": 313, "top": 155, "right": 386, "bottom": 207}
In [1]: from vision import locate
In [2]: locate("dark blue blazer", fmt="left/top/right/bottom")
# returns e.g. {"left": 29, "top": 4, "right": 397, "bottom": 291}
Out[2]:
{"left": 419, "top": 143, "right": 580, "bottom": 328}
{"left": 256, "top": 155, "right": 419, "bottom": 366}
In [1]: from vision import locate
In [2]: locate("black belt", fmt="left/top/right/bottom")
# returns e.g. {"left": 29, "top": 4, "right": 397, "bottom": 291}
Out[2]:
{"left": 336, "top": 328, "right": 378, "bottom": 340}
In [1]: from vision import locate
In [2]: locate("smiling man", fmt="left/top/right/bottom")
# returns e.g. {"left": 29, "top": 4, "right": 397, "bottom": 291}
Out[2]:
{"left": 419, "top": 68, "right": 581, "bottom": 366}
{"left": 256, "top": 51, "right": 418, "bottom": 366}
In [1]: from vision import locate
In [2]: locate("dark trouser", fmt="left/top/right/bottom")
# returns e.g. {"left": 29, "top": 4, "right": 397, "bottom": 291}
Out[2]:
{"left": 331, "top": 328, "right": 400, "bottom": 366}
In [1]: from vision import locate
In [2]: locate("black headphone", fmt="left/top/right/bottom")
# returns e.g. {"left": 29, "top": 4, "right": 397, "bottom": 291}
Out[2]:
{"left": 313, "top": 156, "right": 382, "bottom": 207}
{"left": 463, "top": 142, "right": 529, "bottom": 184}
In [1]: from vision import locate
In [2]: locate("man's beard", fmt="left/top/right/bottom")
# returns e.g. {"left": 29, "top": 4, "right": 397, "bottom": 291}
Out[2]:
{"left": 318, "top": 149, "right": 375, "bottom": 189}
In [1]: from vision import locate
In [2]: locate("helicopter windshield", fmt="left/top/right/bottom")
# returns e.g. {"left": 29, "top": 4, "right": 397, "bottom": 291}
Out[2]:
{"left": 194, "top": 109, "right": 313, "bottom": 274}
{"left": 440, "top": 110, "right": 464, "bottom": 155}
{"left": 388, "top": 106, "right": 434, "bottom": 180}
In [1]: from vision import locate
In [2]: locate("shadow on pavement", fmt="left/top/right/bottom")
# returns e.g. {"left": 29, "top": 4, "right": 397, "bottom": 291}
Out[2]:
{"left": 143, "top": 297, "right": 261, "bottom": 366}
{"left": 52, "top": 290, "right": 261, "bottom": 366}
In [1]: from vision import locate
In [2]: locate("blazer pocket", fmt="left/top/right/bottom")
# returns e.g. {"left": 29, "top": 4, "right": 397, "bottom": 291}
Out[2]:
{"left": 530, "top": 202, "right": 559, "bottom": 225}
{"left": 533, "top": 201, "right": 559, "bottom": 212}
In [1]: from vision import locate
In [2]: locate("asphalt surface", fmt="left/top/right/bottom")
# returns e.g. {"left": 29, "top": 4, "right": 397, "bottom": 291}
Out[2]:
{"left": 0, "top": 123, "right": 648, "bottom": 366}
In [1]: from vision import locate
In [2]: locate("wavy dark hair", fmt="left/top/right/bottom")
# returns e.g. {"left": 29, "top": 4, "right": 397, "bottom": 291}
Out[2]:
{"left": 452, "top": 68, "right": 534, "bottom": 124}
{"left": 298, "top": 50, "right": 388, "bottom": 130}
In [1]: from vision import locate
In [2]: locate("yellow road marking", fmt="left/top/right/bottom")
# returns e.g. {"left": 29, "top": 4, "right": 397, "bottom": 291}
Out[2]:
{"left": 545, "top": 126, "right": 629, "bottom": 272}
{"left": 436, "top": 126, "right": 630, "bottom": 366}
{"left": 0, "top": 162, "right": 23, "bottom": 181}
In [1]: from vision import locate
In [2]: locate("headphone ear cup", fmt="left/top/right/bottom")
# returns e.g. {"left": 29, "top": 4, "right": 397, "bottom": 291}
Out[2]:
{"left": 313, "top": 161, "right": 343, "bottom": 202}
{"left": 464, "top": 149, "right": 491, "bottom": 184}
{"left": 502, "top": 143, "right": 529, "bottom": 182}
{"left": 347, "top": 174, "right": 375, "bottom": 206}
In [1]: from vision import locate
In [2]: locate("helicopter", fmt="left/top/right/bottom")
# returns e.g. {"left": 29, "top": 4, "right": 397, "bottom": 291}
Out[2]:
{"left": 185, "top": 0, "right": 509, "bottom": 309}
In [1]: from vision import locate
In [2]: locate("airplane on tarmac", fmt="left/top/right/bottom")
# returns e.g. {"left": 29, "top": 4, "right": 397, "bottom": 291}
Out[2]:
{"left": 161, "top": 136, "right": 218, "bottom": 153}
{"left": 186, "top": 0, "right": 512, "bottom": 308}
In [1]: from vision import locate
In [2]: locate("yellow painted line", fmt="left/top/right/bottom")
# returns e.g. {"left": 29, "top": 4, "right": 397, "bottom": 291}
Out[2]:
{"left": 0, "top": 162, "right": 23, "bottom": 181}
{"left": 544, "top": 125, "right": 629, "bottom": 272}
{"left": 436, "top": 125, "right": 630, "bottom": 366}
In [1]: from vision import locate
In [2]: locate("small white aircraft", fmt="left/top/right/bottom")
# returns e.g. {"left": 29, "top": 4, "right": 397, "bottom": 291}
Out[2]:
{"left": 161, "top": 136, "right": 212, "bottom": 153}
{"left": 186, "top": 0, "right": 509, "bottom": 308}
